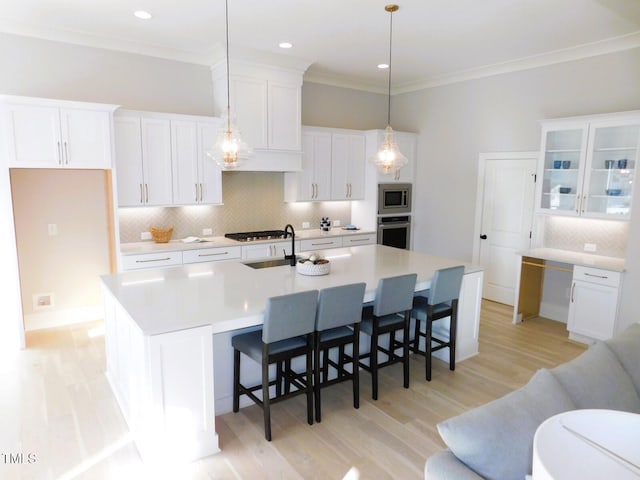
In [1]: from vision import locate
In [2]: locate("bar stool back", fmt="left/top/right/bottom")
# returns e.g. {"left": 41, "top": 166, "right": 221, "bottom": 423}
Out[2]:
{"left": 232, "top": 289, "right": 318, "bottom": 441}
{"left": 314, "top": 282, "right": 366, "bottom": 422}
{"left": 412, "top": 265, "right": 464, "bottom": 381}
{"left": 359, "top": 273, "right": 417, "bottom": 400}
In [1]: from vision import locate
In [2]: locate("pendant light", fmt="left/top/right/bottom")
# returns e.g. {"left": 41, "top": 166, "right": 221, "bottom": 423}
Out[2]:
{"left": 211, "top": 0, "right": 250, "bottom": 169}
{"left": 370, "top": 4, "right": 408, "bottom": 176}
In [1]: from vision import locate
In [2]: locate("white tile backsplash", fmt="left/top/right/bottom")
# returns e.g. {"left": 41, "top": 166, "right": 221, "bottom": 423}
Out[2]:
{"left": 118, "top": 172, "right": 352, "bottom": 243}
{"left": 541, "top": 215, "right": 628, "bottom": 258}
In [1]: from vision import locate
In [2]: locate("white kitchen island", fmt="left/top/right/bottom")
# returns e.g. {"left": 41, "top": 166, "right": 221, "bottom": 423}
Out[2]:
{"left": 101, "top": 244, "right": 483, "bottom": 464}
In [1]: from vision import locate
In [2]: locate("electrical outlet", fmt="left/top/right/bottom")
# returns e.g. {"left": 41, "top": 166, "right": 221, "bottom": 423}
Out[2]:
{"left": 302, "top": 221, "right": 310, "bottom": 229}
{"left": 584, "top": 243, "right": 597, "bottom": 252}
{"left": 202, "top": 228, "right": 213, "bottom": 236}
{"left": 141, "top": 231, "right": 152, "bottom": 241}
{"left": 33, "top": 293, "right": 54, "bottom": 310}
{"left": 333, "top": 220, "right": 341, "bottom": 227}
{"left": 47, "top": 224, "right": 58, "bottom": 236}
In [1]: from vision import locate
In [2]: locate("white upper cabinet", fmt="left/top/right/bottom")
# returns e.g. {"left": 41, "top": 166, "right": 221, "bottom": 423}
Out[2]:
{"left": 171, "top": 120, "right": 222, "bottom": 205}
{"left": 114, "top": 114, "right": 173, "bottom": 206}
{"left": 211, "top": 60, "right": 307, "bottom": 171}
{"left": 331, "top": 133, "right": 365, "bottom": 200}
{"left": 284, "top": 127, "right": 365, "bottom": 202}
{"left": 2, "top": 96, "right": 116, "bottom": 169}
{"left": 536, "top": 111, "right": 640, "bottom": 219}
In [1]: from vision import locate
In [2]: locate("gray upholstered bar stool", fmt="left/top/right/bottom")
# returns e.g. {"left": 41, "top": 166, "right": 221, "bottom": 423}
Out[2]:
{"left": 359, "top": 273, "right": 417, "bottom": 400}
{"left": 411, "top": 265, "right": 464, "bottom": 381}
{"left": 232, "top": 289, "right": 318, "bottom": 441}
{"left": 314, "top": 282, "right": 366, "bottom": 422}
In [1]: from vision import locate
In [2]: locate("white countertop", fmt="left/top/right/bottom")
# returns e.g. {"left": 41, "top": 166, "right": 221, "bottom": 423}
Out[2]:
{"left": 120, "top": 228, "right": 376, "bottom": 255}
{"left": 102, "top": 244, "right": 482, "bottom": 336}
{"left": 519, "top": 248, "right": 625, "bottom": 272}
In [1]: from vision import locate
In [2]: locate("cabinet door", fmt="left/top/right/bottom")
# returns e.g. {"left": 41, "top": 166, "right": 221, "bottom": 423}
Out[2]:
{"left": 197, "top": 122, "right": 223, "bottom": 205}
{"left": 60, "top": 109, "right": 112, "bottom": 168}
{"left": 568, "top": 280, "right": 618, "bottom": 341}
{"left": 171, "top": 121, "right": 199, "bottom": 205}
{"left": 268, "top": 82, "right": 301, "bottom": 151}
{"left": 332, "top": 133, "right": 365, "bottom": 200}
{"left": 7, "top": 104, "right": 62, "bottom": 167}
{"left": 298, "top": 131, "right": 331, "bottom": 201}
{"left": 581, "top": 122, "right": 639, "bottom": 219}
{"left": 231, "top": 76, "right": 268, "bottom": 150}
{"left": 141, "top": 118, "right": 173, "bottom": 206}
{"left": 114, "top": 116, "right": 145, "bottom": 206}
{"left": 537, "top": 125, "right": 588, "bottom": 215}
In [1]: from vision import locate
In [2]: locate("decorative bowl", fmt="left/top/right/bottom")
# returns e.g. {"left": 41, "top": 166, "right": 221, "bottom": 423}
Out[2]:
{"left": 606, "top": 189, "right": 622, "bottom": 196}
{"left": 296, "top": 258, "right": 330, "bottom": 276}
{"left": 558, "top": 187, "right": 572, "bottom": 194}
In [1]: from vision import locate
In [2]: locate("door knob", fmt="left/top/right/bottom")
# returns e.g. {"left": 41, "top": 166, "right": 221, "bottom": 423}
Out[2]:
{"left": 480, "top": 234, "right": 487, "bottom": 240}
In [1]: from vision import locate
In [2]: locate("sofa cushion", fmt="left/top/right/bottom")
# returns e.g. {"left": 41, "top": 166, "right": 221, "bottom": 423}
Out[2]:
{"left": 424, "top": 449, "right": 484, "bottom": 480}
{"left": 551, "top": 340, "right": 640, "bottom": 413}
{"left": 605, "top": 322, "right": 640, "bottom": 396}
{"left": 437, "top": 369, "right": 576, "bottom": 480}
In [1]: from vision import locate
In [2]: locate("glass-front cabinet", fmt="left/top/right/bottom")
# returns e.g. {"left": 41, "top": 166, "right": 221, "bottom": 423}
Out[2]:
{"left": 537, "top": 112, "right": 640, "bottom": 219}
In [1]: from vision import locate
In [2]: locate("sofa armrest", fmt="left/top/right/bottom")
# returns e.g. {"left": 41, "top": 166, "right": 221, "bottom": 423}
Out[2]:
{"left": 424, "top": 450, "right": 484, "bottom": 480}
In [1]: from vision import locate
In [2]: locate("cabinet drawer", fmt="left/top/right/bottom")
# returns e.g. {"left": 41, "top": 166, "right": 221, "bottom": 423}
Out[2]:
{"left": 300, "top": 237, "right": 342, "bottom": 251}
{"left": 183, "top": 246, "right": 241, "bottom": 264}
{"left": 342, "top": 233, "right": 376, "bottom": 247}
{"left": 121, "top": 251, "right": 182, "bottom": 270}
{"left": 573, "top": 266, "right": 621, "bottom": 287}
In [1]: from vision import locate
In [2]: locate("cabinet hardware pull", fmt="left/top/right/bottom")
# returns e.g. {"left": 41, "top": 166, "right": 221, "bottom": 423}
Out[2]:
{"left": 136, "top": 257, "right": 171, "bottom": 263}
{"left": 199, "top": 252, "right": 227, "bottom": 257}
{"left": 571, "top": 282, "right": 575, "bottom": 302}
{"left": 312, "top": 241, "right": 334, "bottom": 246}
{"left": 199, "top": 183, "right": 203, "bottom": 202}
{"left": 348, "top": 238, "right": 368, "bottom": 243}
{"left": 57, "top": 141, "right": 62, "bottom": 165}
{"left": 582, "top": 195, "right": 586, "bottom": 213}
{"left": 584, "top": 272, "right": 608, "bottom": 279}
{"left": 145, "top": 184, "right": 149, "bottom": 203}
{"left": 64, "top": 141, "right": 69, "bottom": 164}
{"left": 195, "top": 183, "right": 199, "bottom": 202}
{"left": 140, "top": 184, "right": 144, "bottom": 204}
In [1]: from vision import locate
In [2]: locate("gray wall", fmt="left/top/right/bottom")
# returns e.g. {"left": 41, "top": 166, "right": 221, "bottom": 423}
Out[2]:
{"left": 396, "top": 47, "right": 640, "bottom": 328}
{"left": 0, "top": 33, "right": 215, "bottom": 115}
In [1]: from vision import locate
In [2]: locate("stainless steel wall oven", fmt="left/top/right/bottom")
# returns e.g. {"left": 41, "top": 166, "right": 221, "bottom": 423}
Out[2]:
{"left": 377, "top": 215, "right": 411, "bottom": 250}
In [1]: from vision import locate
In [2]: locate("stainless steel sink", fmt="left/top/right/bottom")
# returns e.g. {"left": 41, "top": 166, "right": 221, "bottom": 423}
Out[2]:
{"left": 244, "top": 258, "right": 296, "bottom": 269}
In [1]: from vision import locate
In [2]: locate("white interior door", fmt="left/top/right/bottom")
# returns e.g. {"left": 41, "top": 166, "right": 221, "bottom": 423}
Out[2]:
{"left": 474, "top": 153, "right": 538, "bottom": 305}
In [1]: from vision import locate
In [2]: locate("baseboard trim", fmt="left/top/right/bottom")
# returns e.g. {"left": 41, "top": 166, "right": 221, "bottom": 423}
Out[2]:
{"left": 24, "top": 304, "right": 103, "bottom": 331}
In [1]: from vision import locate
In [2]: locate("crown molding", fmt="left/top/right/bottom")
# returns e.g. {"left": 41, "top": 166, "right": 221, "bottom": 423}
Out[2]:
{"left": 394, "top": 30, "right": 640, "bottom": 94}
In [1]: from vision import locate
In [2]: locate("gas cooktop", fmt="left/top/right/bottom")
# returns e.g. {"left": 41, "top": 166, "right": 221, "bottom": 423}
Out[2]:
{"left": 225, "top": 230, "right": 287, "bottom": 242}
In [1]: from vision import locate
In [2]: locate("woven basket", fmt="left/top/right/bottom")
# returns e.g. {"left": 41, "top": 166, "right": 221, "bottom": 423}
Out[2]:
{"left": 150, "top": 226, "right": 174, "bottom": 243}
{"left": 296, "top": 259, "right": 330, "bottom": 276}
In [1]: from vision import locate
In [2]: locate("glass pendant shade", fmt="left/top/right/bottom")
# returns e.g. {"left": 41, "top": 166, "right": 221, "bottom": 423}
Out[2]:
{"left": 371, "top": 125, "right": 408, "bottom": 175}
{"left": 210, "top": 110, "right": 251, "bottom": 170}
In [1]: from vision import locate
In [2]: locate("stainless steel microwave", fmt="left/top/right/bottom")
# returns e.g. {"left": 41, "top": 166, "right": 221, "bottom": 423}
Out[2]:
{"left": 378, "top": 183, "right": 412, "bottom": 215}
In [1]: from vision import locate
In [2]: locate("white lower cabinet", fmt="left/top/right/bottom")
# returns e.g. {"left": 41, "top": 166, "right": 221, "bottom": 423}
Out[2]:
{"left": 300, "top": 237, "right": 342, "bottom": 251}
{"left": 241, "top": 240, "right": 298, "bottom": 260}
{"left": 567, "top": 266, "right": 622, "bottom": 342}
{"left": 121, "top": 251, "right": 182, "bottom": 271}
{"left": 183, "top": 246, "right": 241, "bottom": 264}
{"left": 341, "top": 233, "right": 377, "bottom": 247}
{"left": 103, "top": 288, "right": 219, "bottom": 463}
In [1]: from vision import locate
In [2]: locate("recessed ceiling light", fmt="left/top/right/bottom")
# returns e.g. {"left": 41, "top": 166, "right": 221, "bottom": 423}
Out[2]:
{"left": 279, "top": 42, "right": 293, "bottom": 49}
{"left": 377, "top": 63, "right": 389, "bottom": 69}
{"left": 134, "top": 10, "right": 152, "bottom": 20}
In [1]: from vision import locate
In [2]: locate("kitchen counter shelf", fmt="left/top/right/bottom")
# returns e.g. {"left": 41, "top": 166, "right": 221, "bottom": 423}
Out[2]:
{"left": 518, "top": 248, "right": 625, "bottom": 272}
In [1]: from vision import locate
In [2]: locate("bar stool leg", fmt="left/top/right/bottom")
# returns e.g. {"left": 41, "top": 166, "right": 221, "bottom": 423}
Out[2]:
{"left": 403, "top": 311, "right": 410, "bottom": 388}
{"left": 449, "top": 301, "right": 458, "bottom": 371}
{"left": 426, "top": 316, "right": 433, "bottom": 382}
{"left": 306, "top": 337, "right": 314, "bottom": 426}
{"left": 314, "top": 336, "right": 322, "bottom": 423}
{"left": 262, "top": 356, "right": 272, "bottom": 441}
{"left": 371, "top": 329, "right": 379, "bottom": 400}
{"left": 353, "top": 325, "right": 360, "bottom": 409}
{"left": 233, "top": 349, "right": 240, "bottom": 412}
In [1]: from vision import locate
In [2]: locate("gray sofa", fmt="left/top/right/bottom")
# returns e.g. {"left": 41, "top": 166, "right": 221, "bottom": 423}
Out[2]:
{"left": 424, "top": 322, "right": 640, "bottom": 480}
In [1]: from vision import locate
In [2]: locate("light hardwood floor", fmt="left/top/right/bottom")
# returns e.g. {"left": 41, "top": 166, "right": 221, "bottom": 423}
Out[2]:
{"left": 4, "top": 301, "right": 585, "bottom": 480}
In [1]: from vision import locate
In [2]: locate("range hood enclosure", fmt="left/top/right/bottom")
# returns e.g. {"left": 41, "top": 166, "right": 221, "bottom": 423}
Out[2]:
{"left": 211, "top": 60, "right": 308, "bottom": 172}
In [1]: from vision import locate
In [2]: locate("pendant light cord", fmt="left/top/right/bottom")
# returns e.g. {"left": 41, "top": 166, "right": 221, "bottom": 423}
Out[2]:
{"left": 387, "top": 7, "right": 393, "bottom": 126}
{"left": 225, "top": 0, "right": 231, "bottom": 131}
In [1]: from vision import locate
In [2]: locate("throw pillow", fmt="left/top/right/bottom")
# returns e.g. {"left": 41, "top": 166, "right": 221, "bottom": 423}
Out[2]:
{"left": 437, "top": 369, "right": 576, "bottom": 480}
{"left": 605, "top": 322, "right": 640, "bottom": 396}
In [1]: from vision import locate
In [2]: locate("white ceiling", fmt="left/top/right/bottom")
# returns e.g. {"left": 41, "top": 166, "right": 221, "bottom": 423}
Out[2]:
{"left": 1, "top": 0, "right": 640, "bottom": 93}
